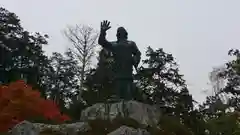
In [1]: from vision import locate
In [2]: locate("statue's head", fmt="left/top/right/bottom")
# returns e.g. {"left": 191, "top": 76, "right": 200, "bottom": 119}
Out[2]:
{"left": 116, "top": 27, "right": 128, "bottom": 40}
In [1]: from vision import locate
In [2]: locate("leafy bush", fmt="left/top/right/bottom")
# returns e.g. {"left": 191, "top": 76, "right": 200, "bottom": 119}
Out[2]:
{"left": 0, "top": 80, "right": 70, "bottom": 132}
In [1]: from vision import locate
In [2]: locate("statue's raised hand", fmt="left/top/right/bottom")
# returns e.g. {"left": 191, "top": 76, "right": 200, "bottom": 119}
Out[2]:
{"left": 101, "top": 20, "right": 111, "bottom": 32}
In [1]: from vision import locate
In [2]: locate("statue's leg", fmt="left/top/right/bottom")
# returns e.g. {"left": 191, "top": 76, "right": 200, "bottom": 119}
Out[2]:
{"left": 114, "top": 79, "right": 123, "bottom": 100}
{"left": 121, "top": 78, "right": 134, "bottom": 100}
{"left": 124, "top": 79, "right": 133, "bottom": 100}
{"left": 114, "top": 78, "right": 134, "bottom": 100}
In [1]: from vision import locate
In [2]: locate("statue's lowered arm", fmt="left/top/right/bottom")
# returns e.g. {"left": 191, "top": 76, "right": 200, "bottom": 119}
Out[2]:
{"left": 132, "top": 42, "right": 141, "bottom": 69}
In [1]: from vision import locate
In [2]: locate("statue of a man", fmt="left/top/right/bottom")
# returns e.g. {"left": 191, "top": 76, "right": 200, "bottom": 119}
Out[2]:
{"left": 98, "top": 20, "right": 141, "bottom": 100}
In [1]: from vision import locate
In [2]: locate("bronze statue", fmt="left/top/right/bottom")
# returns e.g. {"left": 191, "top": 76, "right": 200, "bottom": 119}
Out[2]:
{"left": 98, "top": 20, "right": 141, "bottom": 100}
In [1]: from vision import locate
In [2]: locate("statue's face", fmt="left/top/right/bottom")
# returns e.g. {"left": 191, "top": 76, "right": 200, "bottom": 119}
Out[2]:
{"left": 117, "top": 27, "right": 128, "bottom": 39}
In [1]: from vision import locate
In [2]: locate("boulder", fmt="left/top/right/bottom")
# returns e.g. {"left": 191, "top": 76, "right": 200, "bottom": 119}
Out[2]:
{"left": 10, "top": 121, "right": 91, "bottom": 135}
{"left": 107, "top": 126, "right": 150, "bottom": 135}
{"left": 36, "top": 122, "right": 91, "bottom": 135}
{"left": 10, "top": 121, "right": 39, "bottom": 135}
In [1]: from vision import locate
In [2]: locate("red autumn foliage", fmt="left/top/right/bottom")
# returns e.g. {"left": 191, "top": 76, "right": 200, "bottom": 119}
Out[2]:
{"left": 0, "top": 80, "right": 70, "bottom": 132}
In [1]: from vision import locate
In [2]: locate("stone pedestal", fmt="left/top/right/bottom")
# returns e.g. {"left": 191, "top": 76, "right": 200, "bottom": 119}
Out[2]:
{"left": 80, "top": 100, "right": 161, "bottom": 127}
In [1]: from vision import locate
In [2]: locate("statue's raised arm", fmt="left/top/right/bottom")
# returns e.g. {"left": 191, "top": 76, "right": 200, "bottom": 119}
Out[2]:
{"left": 98, "top": 20, "right": 113, "bottom": 51}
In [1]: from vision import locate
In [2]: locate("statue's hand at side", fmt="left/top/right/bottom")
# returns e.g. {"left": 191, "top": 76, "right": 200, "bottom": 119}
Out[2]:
{"left": 133, "top": 56, "right": 139, "bottom": 69}
{"left": 101, "top": 20, "right": 111, "bottom": 32}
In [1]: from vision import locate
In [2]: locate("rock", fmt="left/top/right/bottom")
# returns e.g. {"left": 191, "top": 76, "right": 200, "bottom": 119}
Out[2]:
{"left": 81, "top": 100, "right": 161, "bottom": 127}
{"left": 34, "top": 122, "right": 90, "bottom": 133}
{"left": 107, "top": 126, "right": 150, "bottom": 135}
{"left": 10, "top": 121, "right": 91, "bottom": 135}
{"left": 10, "top": 120, "right": 39, "bottom": 135}
{"left": 35, "top": 122, "right": 91, "bottom": 135}
{"left": 62, "top": 122, "right": 91, "bottom": 135}
{"left": 34, "top": 123, "right": 62, "bottom": 133}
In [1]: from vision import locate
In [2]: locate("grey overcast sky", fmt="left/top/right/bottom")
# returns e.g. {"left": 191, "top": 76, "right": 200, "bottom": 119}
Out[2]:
{"left": 1, "top": 0, "right": 240, "bottom": 102}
